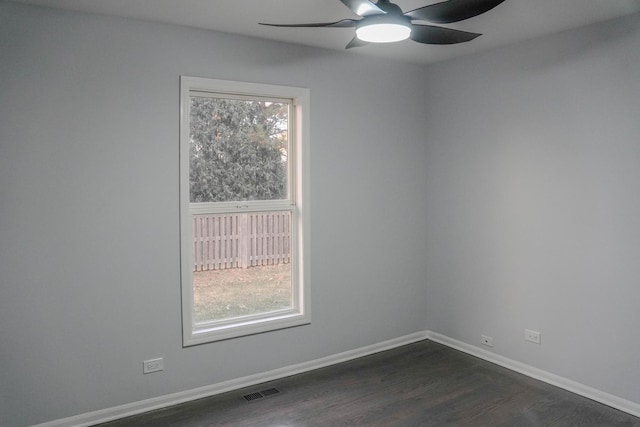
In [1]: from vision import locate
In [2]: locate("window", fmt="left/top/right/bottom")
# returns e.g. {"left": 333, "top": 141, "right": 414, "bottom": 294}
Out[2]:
{"left": 180, "top": 76, "right": 310, "bottom": 346}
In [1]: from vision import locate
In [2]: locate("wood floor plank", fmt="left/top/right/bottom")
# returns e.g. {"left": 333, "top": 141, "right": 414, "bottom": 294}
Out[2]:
{"left": 98, "top": 340, "right": 640, "bottom": 426}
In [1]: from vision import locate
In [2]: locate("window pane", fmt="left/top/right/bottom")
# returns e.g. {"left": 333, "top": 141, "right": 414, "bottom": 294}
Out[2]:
{"left": 189, "top": 96, "right": 289, "bottom": 203}
{"left": 191, "top": 211, "right": 292, "bottom": 324}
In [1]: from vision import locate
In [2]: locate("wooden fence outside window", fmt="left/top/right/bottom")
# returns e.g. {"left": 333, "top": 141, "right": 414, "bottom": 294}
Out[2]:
{"left": 192, "top": 211, "right": 291, "bottom": 272}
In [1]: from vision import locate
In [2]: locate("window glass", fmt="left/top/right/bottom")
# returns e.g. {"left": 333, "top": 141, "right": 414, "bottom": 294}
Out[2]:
{"left": 189, "top": 97, "right": 289, "bottom": 203}
{"left": 192, "top": 211, "right": 292, "bottom": 324}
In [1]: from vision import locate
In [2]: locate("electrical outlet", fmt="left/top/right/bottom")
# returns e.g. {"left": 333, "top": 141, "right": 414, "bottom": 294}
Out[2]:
{"left": 481, "top": 335, "right": 494, "bottom": 347}
{"left": 143, "top": 358, "right": 164, "bottom": 374}
{"left": 525, "top": 329, "right": 541, "bottom": 344}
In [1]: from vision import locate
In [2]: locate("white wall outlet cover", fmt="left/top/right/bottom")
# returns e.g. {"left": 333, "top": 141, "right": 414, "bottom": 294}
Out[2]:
{"left": 481, "top": 335, "right": 494, "bottom": 347}
{"left": 143, "top": 358, "right": 164, "bottom": 374}
{"left": 525, "top": 329, "right": 541, "bottom": 344}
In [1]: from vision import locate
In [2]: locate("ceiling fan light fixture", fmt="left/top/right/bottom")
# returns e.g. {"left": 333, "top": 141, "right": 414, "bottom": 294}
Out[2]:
{"left": 356, "top": 22, "right": 411, "bottom": 43}
{"left": 355, "top": 13, "right": 412, "bottom": 43}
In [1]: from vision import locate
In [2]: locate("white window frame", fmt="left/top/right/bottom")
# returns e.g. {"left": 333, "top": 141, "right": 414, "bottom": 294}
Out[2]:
{"left": 180, "top": 76, "right": 310, "bottom": 346}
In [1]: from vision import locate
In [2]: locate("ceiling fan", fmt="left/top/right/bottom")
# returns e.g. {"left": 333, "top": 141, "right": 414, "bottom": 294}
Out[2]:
{"left": 260, "top": 0, "right": 506, "bottom": 49}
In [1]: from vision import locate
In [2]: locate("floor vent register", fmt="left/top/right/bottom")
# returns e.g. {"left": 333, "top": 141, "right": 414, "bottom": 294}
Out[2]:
{"left": 243, "top": 388, "right": 280, "bottom": 402}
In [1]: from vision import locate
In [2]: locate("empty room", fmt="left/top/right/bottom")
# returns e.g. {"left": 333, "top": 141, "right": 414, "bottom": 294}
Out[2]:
{"left": 1, "top": 1, "right": 639, "bottom": 426}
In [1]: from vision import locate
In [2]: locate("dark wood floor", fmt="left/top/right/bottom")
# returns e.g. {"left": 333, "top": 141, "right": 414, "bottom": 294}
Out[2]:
{"left": 99, "top": 340, "right": 640, "bottom": 426}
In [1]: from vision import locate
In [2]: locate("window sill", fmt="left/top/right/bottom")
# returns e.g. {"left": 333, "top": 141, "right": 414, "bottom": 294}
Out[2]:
{"left": 183, "top": 311, "right": 310, "bottom": 346}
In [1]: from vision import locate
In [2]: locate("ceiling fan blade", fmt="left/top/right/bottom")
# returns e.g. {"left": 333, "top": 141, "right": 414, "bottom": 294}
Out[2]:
{"left": 345, "top": 35, "right": 370, "bottom": 49}
{"left": 405, "top": 0, "right": 506, "bottom": 23}
{"left": 410, "top": 24, "right": 481, "bottom": 44}
{"left": 259, "top": 19, "right": 357, "bottom": 28}
{"left": 339, "top": 0, "right": 386, "bottom": 17}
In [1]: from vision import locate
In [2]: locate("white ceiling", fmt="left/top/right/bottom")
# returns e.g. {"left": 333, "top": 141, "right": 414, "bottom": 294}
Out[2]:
{"left": 11, "top": 0, "right": 640, "bottom": 64}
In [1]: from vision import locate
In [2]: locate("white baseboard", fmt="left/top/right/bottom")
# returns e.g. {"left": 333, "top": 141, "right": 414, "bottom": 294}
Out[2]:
{"left": 32, "top": 331, "right": 429, "bottom": 427}
{"left": 426, "top": 330, "right": 640, "bottom": 419}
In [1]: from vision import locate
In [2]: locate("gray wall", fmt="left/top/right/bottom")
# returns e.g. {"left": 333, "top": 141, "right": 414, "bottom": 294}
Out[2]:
{"left": 2, "top": 1, "right": 640, "bottom": 425}
{"left": 0, "top": 3, "right": 429, "bottom": 425}
{"left": 423, "top": 13, "right": 640, "bottom": 403}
